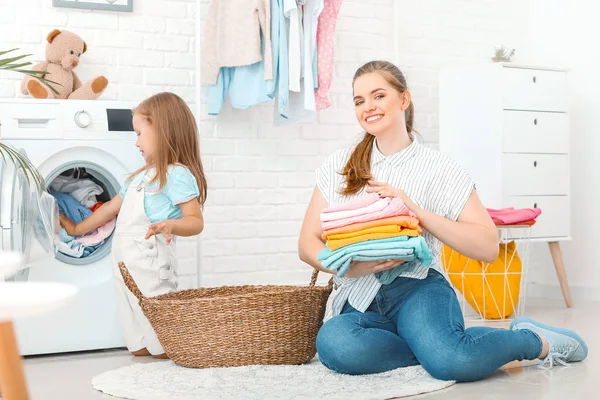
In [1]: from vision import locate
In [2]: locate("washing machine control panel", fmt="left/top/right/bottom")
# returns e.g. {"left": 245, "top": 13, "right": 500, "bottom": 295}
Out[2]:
{"left": 0, "top": 100, "right": 138, "bottom": 141}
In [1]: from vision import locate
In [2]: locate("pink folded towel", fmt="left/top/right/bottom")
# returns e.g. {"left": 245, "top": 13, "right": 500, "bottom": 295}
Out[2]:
{"left": 322, "top": 197, "right": 415, "bottom": 231}
{"left": 487, "top": 207, "right": 542, "bottom": 225}
{"left": 322, "top": 193, "right": 381, "bottom": 213}
{"left": 320, "top": 197, "right": 391, "bottom": 222}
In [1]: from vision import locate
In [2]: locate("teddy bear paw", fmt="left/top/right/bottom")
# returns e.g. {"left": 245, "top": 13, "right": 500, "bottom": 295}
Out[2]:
{"left": 27, "top": 80, "right": 50, "bottom": 99}
{"left": 92, "top": 76, "right": 108, "bottom": 94}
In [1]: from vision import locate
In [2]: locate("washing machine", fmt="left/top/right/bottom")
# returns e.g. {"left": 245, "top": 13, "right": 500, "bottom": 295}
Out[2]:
{"left": 0, "top": 98, "right": 144, "bottom": 355}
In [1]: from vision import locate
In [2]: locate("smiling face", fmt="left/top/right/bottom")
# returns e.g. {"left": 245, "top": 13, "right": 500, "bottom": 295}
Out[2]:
{"left": 352, "top": 71, "right": 411, "bottom": 138}
{"left": 133, "top": 113, "right": 156, "bottom": 164}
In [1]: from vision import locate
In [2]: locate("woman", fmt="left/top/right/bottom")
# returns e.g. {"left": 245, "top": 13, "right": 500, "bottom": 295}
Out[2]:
{"left": 298, "top": 60, "right": 587, "bottom": 381}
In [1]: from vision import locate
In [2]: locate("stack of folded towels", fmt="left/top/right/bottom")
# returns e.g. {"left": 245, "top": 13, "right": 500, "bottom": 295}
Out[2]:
{"left": 317, "top": 193, "right": 433, "bottom": 284}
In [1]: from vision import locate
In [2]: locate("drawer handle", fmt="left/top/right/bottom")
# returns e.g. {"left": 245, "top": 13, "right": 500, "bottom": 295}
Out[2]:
{"left": 533, "top": 76, "right": 537, "bottom": 83}
{"left": 534, "top": 118, "right": 538, "bottom": 125}
{"left": 534, "top": 203, "right": 538, "bottom": 208}
{"left": 533, "top": 161, "right": 537, "bottom": 167}
{"left": 16, "top": 118, "right": 52, "bottom": 129}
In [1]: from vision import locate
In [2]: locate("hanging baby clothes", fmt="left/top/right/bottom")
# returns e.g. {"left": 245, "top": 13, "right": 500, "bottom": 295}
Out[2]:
{"left": 301, "top": 0, "right": 324, "bottom": 112}
{"left": 315, "top": 0, "right": 343, "bottom": 110}
{"left": 284, "top": 0, "right": 303, "bottom": 92}
{"left": 201, "top": 0, "right": 273, "bottom": 85}
{"left": 268, "top": 0, "right": 290, "bottom": 118}
{"left": 207, "top": 0, "right": 284, "bottom": 116}
{"left": 274, "top": 0, "right": 323, "bottom": 125}
{"left": 207, "top": 60, "right": 272, "bottom": 115}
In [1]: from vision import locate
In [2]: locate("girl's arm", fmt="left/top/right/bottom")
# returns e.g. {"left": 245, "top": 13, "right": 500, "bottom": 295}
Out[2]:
{"left": 145, "top": 199, "right": 204, "bottom": 244}
{"left": 367, "top": 181, "right": 499, "bottom": 263}
{"left": 60, "top": 195, "right": 123, "bottom": 236}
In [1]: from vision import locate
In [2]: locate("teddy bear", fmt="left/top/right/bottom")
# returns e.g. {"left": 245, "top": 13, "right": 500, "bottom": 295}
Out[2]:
{"left": 20, "top": 29, "right": 108, "bottom": 100}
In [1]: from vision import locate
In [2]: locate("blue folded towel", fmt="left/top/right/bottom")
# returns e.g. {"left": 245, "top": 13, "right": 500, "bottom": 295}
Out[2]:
{"left": 318, "top": 236, "right": 433, "bottom": 284}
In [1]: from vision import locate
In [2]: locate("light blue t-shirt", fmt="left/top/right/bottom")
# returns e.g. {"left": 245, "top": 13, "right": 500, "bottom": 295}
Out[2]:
{"left": 119, "top": 165, "right": 200, "bottom": 223}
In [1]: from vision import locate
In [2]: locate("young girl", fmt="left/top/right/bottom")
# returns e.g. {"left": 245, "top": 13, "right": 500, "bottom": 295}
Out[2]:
{"left": 60, "top": 92, "right": 207, "bottom": 358}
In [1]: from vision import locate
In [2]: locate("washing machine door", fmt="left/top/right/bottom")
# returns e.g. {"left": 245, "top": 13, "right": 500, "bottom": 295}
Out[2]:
{"left": 26, "top": 189, "right": 60, "bottom": 264}
{"left": 0, "top": 149, "right": 59, "bottom": 268}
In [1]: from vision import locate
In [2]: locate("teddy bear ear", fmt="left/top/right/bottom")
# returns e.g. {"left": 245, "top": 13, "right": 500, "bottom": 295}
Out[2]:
{"left": 82, "top": 41, "right": 87, "bottom": 54}
{"left": 47, "top": 29, "right": 61, "bottom": 43}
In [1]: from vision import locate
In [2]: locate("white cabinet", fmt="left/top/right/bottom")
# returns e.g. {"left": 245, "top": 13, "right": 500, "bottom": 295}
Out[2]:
{"left": 439, "top": 63, "right": 570, "bottom": 241}
{"left": 439, "top": 63, "right": 573, "bottom": 307}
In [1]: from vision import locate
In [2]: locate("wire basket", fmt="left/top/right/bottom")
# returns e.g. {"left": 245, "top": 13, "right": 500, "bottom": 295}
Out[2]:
{"left": 441, "top": 225, "right": 532, "bottom": 325}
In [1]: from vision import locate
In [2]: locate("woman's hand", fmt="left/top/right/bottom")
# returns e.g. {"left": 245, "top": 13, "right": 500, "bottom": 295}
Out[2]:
{"left": 366, "top": 180, "right": 421, "bottom": 214}
{"left": 59, "top": 215, "right": 79, "bottom": 236}
{"left": 343, "top": 259, "right": 405, "bottom": 278}
{"left": 145, "top": 220, "right": 174, "bottom": 245}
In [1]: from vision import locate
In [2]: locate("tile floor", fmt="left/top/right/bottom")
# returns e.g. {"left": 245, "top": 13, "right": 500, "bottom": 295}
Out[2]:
{"left": 16, "top": 298, "right": 598, "bottom": 399}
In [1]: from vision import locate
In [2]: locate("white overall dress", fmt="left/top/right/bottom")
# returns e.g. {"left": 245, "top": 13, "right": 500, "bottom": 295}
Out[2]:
{"left": 112, "top": 174, "right": 178, "bottom": 355}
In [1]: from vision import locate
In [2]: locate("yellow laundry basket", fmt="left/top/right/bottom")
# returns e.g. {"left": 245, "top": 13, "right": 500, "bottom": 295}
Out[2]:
{"left": 442, "top": 241, "right": 523, "bottom": 320}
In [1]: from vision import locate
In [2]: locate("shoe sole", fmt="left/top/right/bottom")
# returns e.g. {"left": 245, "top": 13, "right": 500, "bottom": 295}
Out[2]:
{"left": 510, "top": 317, "right": 588, "bottom": 359}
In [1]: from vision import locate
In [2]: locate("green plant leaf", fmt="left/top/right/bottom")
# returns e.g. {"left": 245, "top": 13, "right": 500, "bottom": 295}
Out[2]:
{"left": 2, "top": 62, "right": 32, "bottom": 70}
{"left": 0, "top": 48, "right": 18, "bottom": 57}
{"left": 18, "top": 70, "right": 47, "bottom": 75}
{"left": 0, "top": 54, "right": 31, "bottom": 67}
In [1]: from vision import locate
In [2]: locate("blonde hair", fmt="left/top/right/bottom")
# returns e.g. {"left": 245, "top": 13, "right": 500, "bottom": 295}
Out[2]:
{"left": 129, "top": 92, "right": 207, "bottom": 208}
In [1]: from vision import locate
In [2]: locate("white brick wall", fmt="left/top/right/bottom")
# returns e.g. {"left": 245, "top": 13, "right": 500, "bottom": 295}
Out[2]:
{"left": 1, "top": 0, "right": 534, "bottom": 291}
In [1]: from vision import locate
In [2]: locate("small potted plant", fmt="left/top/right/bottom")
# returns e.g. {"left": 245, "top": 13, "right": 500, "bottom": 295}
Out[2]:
{"left": 491, "top": 45, "right": 515, "bottom": 63}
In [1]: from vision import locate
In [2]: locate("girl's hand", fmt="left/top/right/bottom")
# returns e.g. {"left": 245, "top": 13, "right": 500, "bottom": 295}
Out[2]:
{"left": 59, "top": 214, "right": 79, "bottom": 236}
{"left": 343, "top": 259, "right": 405, "bottom": 278}
{"left": 366, "top": 180, "right": 420, "bottom": 214}
{"left": 145, "top": 220, "right": 174, "bottom": 245}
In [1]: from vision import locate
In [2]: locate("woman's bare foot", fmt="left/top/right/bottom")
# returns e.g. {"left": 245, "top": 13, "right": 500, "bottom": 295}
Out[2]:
{"left": 154, "top": 353, "right": 169, "bottom": 359}
{"left": 131, "top": 348, "right": 151, "bottom": 356}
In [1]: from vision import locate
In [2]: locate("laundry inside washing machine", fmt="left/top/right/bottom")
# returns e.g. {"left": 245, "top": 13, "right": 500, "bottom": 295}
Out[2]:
{"left": 47, "top": 164, "right": 119, "bottom": 263}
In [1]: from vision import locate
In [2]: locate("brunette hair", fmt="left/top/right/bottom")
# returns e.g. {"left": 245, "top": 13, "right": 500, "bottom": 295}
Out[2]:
{"left": 340, "top": 61, "right": 414, "bottom": 196}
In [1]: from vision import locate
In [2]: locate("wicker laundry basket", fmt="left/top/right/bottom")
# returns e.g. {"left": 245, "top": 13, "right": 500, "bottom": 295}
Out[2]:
{"left": 118, "top": 262, "right": 333, "bottom": 368}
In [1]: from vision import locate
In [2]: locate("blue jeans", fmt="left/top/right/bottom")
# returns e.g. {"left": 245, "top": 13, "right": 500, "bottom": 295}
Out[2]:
{"left": 316, "top": 269, "right": 542, "bottom": 381}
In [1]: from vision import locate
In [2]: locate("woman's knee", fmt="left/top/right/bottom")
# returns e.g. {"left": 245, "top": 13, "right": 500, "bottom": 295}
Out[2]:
{"left": 316, "top": 317, "right": 359, "bottom": 373}
{"left": 420, "top": 347, "right": 487, "bottom": 382}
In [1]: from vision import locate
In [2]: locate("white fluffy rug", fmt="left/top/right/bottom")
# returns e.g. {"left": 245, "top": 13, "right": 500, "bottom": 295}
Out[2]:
{"left": 92, "top": 358, "right": 455, "bottom": 400}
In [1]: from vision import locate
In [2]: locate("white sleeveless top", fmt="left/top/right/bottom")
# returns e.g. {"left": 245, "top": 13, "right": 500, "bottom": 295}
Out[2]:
{"left": 316, "top": 138, "right": 475, "bottom": 319}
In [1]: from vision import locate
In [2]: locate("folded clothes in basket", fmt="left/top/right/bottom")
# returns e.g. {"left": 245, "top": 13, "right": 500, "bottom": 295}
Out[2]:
{"left": 487, "top": 207, "right": 541, "bottom": 225}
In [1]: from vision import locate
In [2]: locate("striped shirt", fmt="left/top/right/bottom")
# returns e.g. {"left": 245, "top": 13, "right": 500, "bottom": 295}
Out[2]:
{"left": 316, "top": 137, "right": 475, "bottom": 320}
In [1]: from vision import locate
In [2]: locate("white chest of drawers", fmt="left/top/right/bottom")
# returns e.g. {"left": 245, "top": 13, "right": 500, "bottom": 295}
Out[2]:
{"left": 439, "top": 63, "right": 573, "bottom": 307}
